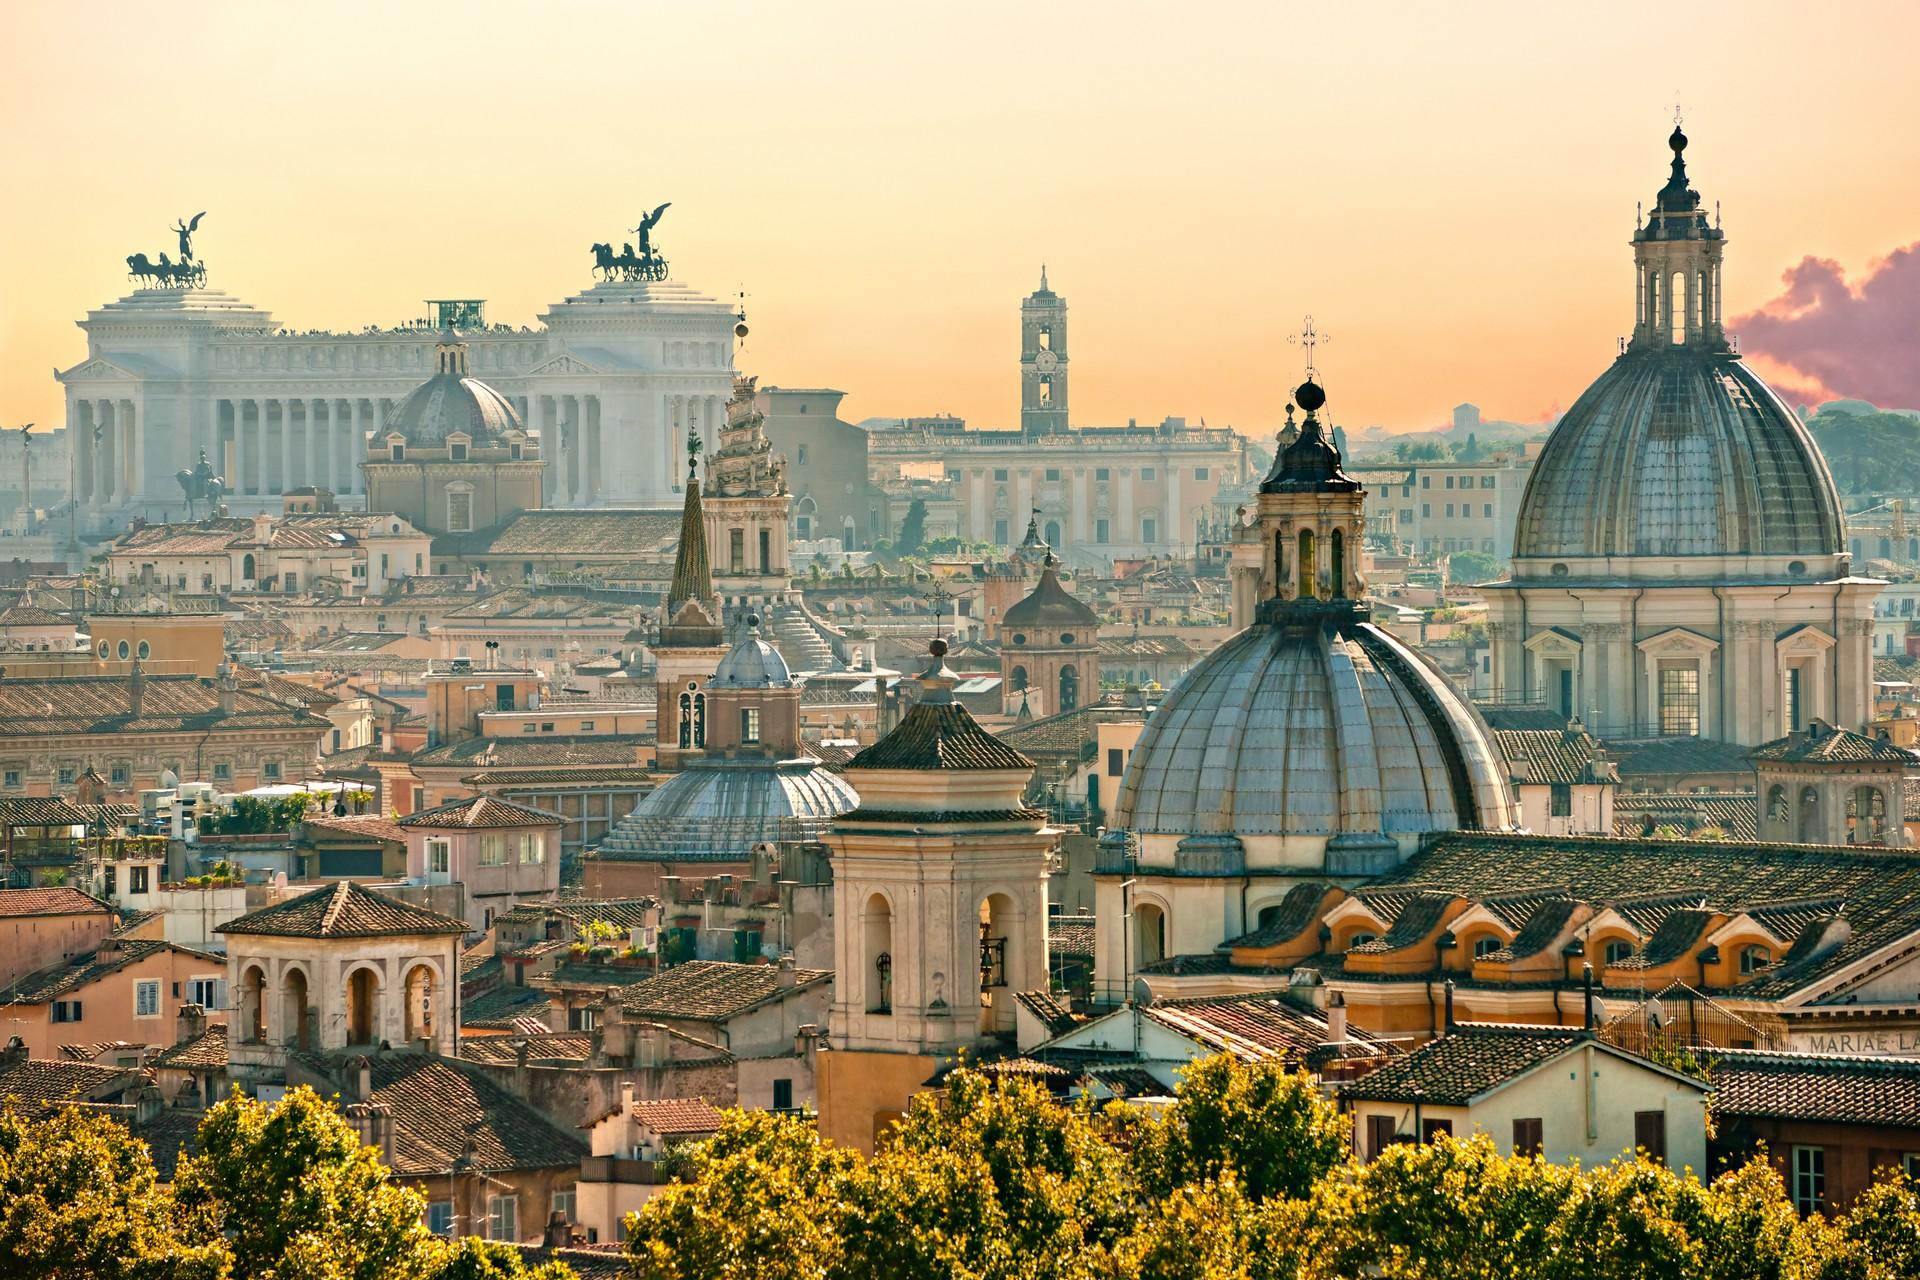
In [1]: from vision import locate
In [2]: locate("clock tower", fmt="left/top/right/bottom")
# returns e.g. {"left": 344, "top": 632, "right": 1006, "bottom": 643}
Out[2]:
{"left": 1020, "top": 267, "right": 1068, "bottom": 436}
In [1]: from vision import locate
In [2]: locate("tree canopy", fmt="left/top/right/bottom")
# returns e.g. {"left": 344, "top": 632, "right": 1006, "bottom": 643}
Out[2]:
{"left": 1808, "top": 409, "right": 1920, "bottom": 495}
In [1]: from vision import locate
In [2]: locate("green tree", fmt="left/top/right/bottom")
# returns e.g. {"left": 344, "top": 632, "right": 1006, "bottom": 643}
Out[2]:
{"left": 1447, "top": 549, "right": 1503, "bottom": 584}
{"left": 1130, "top": 1055, "right": 1348, "bottom": 1203}
{"left": 0, "top": 1105, "right": 228, "bottom": 1279}
{"left": 1808, "top": 409, "right": 1920, "bottom": 496}
{"left": 425, "top": 1238, "right": 577, "bottom": 1280}
{"left": 1822, "top": 1169, "right": 1920, "bottom": 1280}
{"left": 174, "top": 1087, "right": 439, "bottom": 1280}
{"left": 625, "top": 1108, "right": 857, "bottom": 1280}
{"left": 894, "top": 498, "right": 928, "bottom": 557}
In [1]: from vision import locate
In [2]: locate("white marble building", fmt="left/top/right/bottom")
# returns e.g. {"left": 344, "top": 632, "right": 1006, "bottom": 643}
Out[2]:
{"left": 57, "top": 275, "right": 738, "bottom": 528}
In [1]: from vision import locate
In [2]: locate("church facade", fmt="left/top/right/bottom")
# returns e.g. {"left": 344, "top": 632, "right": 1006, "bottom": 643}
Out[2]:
{"left": 1483, "top": 126, "right": 1880, "bottom": 745}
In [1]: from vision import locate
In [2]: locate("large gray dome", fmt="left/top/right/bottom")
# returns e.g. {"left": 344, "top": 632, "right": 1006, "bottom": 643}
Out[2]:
{"left": 1113, "top": 620, "right": 1516, "bottom": 840}
{"left": 385, "top": 336, "right": 523, "bottom": 446}
{"left": 1513, "top": 350, "right": 1842, "bottom": 563}
{"left": 594, "top": 759, "right": 857, "bottom": 862}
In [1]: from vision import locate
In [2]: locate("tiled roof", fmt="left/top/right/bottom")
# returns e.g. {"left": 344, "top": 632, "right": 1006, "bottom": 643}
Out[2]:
{"left": 1751, "top": 725, "right": 1915, "bottom": 764}
{"left": 135, "top": 1105, "right": 202, "bottom": 1181}
{"left": 1349, "top": 891, "right": 1458, "bottom": 955}
{"left": 1003, "top": 562, "right": 1100, "bottom": 628}
{"left": 1, "top": 938, "right": 204, "bottom": 1004}
{"left": 1493, "top": 728, "right": 1611, "bottom": 785}
{"left": 0, "top": 603, "right": 72, "bottom": 628}
{"left": 1479, "top": 897, "right": 1580, "bottom": 963}
{"left": 616, "top": 960, "right": 830, "bottom": 1023}
{"left": 0, "top": 1057, "right": 136, "bottom": 1115}
{"left": 453, "top": 509, "right": 683, "bottom": 558}
{"left": 411, "top": 735, "right": 649, "bottom": 770}
{"left": 0, "top": 886, "right": 113, "bottom": 919}
{"left": 1014, "top": 990, "right": 1079, "bottom": 1037}
{"left": 459, "top": 1033, "right": 594, "bottom": 1065}
{"left": 997, "top": 695, "right": 1141, "bottom": 760}
{"left": 1613, "top": 792, "right": 1759, "bottom": 840}
{"left": 1224, "top": 881, "right": 1335, "bottom": 949}
{"left": 627, "top": 1098, "right": 724, "bottom": 1136}
{"left": 847, "top": 700, "right": 1033, "bottom": 772}
{"left": 1145, "top": 991, "right": 1380, "bottom": 1063}
{"left": 1377, "top": 832, "right": 1920, "bottom": 999}
{"left": 497, "top": 898, "right": 657, "bottom": 934}
{"left": 147, "top": 1026, "right": 229, "bottom": 1071}
{"left": 301, "top": 814, "right": 410, "bottom": 845}
{"left": 359, "top": 1053, "right": 587, "bottom": 1176}
{"left": 0, "top": 673, "right": 322, "bottom": 736}
{"left": 398, "top": 796, "right": 564, "bottom": 830}
{"left": 462, "top": 767, "right": 655, "bottom": 788}
{"left": 1049, "top": 913, "right": 1096, "bottom": 957}
{"left": 1709, "top": 1050, "right": 1920, "bottom": 1127}
{"left": 220, "top": 881, "right": 468, "bottom": 940}
{"left": 460, "top": 985, "right": 553, "bottom": 1029}
{"left": 0, "top": 797, "right": 93, "bottom": 827}
{"left": 1609, "top": 737, "right": 1754, "bottom": 780}
{"left": 1340, "top": 1025, "right": 1599, "bottom": 1105}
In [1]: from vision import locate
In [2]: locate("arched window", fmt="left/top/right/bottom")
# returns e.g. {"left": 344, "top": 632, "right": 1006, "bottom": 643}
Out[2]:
{"left": 1330, "top": 528, "right": 1346, "bottom": 598}
{"left": 1766, "top": 785, "right": 1789, "bottom": 827}
{"left": 1739, "top": 944, "right": 1771, "bottom": 976}
{"left": 1010, "top": 664, "right": 1028, "bottom": 692}
{"left": 1297, "top": 529, "right": 1316, "bottom": 599}
{"left": 678, "top": 692, "right": 693, "bottom": 748}
{"left": 241, "top": 553, "right": 256, "bottom": 581}
{"left": 281, "top": 966, "right": 310, "bottom": 1051}
{"left": 1256, "top": 903, "right": 1284, "bottom": 930}
{"left": 241, "top": 964, "right": 267, "bottom": 1044}
{"left": 1473, "top": 935, "right": 1502, "bottom": 959}
{"left": 864, "top": 893, "right": 893, "bottom": 1013}
{"left": 1345, "top": 932, "right": 1377, "bottom": 950}
{"left": 1274, "top": 530, "right": 1287, "bottom": 594}
{"left": 1798, "top": 786, "right": 1821, "bottom": 844}
{"left": 403, "top": 964, "right": 436, "bottom": 1044}
{"left": 1044, "top": 520, "right": 1062, "bottom": 549}
{"left": 1671, "top": 271, "right": 1686, "bottom": 343}
{"left": 692, "top": 692, "right": 706, "bottom": 747}
{"left": 1847, "top": 785, "right": 1888, "bottom": 844}
{"left": 1134, "top": 902, "right": 1166, "bottom": 969}
{"left": 1604, "top": 939, "right": 1634, "bottom": 966}
{"left": 1059, "top": 664, "right": 1079, "bottom": 712}
{"left": 346, "top": 968, "right": 378, "bottom": 1046}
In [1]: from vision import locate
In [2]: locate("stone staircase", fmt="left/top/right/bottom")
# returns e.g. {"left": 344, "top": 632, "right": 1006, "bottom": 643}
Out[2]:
{"left": 768, "top": 602, "right": 842, "bottom": 673}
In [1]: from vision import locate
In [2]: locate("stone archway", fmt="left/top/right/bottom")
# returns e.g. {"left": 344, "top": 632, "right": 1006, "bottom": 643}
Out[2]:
{"left": 346, "top": 966, "right": 380, "bottom": 1046}
{"left": 281, "top": 966, "right": 311, "bottom": 1051}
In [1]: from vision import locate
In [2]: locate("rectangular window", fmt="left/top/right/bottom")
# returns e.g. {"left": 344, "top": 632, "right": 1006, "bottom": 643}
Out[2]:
{"left": 1108, "top": 748, "right": 1125, "bottom": 777}
{"left": 796, "top": 445, "right": 808, "bottom": 465}
{"left": 1445, "top": 503, "right": 1455, "bottom": 518}
{"left": 1142, "top": 467, "right": 1155, "bottom": 481}
{"left": 1658, "top": 663, "right": 1701, "bottom": 737}
{"left": 1045, "top": 468, "right": 1061, "bottom": 482}
{"left": 1367, "top": 1114, "right": 1398, "bottom": 1160}
{"left": 427, "top": 1201, "right": 454, "bottom": 1237}
{"left": 729, "top": 528, "right": 745, "bottom": 574}
{"left": 447, "top": 491, "right": 472, "bottom": 533}
{"left": 430, "top": 840, "right": 452, "bottom": 874}
{"left": 212, "top": 763, "right": 231, "bottom": 782}
{"left": 1095, "top": 518, "right": 1110, "bottom": 544}
{"left": 57, "top": 767, "right": 75, "bottom": 785}
{"left": 1422, "top": 1117, "right": 1453, "bottom": 1143}
{"left": 1482, "top": 475, "right": 1496, "bottom": 488}
{"left": 1550, "top": 784, "right": 1572, "bottom": 818}
{"left": 1194, "top": 467, "right": 1209, "bottom": 481}
{"left": 1421, "top": 475, "right": 1431, "bottom": 489}
{"left": 479, "top": 834, "right": 504, "bottom": 867}
{"left": 1141, "top": 517, "right": 1157, "bottom": 543}
{"left": 487, "top": 1195, "right": 517, "bottom": 1242}
{"left": 189, "top": 977, "right": 222, "bottom": 1009}
{"left": 520, "top": 832, "right": 544, "bottom": 865}
{"left": 1784, "top": 667, "right": 1804, "bottom": 731}
{"left": 1792, "top": 1146, "right": 1826, "bottom": 1215}
{"left": 1635, "top": 1111, "right": 1668, "bottom": 1165}
{"left": 1445, "top": 475, "right": 1455, "bottom": 489}
{"left": 1422, "top": 504, "right": 1432, "bottom": 518}
{"left": 550, "top": 1187, "right": 575, "bottom": 1226}
{"left": 1095, "top": 467, "right": 1110, "bottom": 481}
{"left": 262, "top": 762, "right": 281, "bottom": 781}
{"left": 111, "top": 764, "right": 130, "bottom": 786}
{"left": 1512, "top": 1117, "right": 1544, "bottom": 1158}
{"left": 772, "top": 1078, "right": 794, "bottom": 1110}
{"left": 759, "top": 529, "right": 772, "bottom": 574}
{"left": 130, "top": 865, "right": 150, "bottom": 894}
{"left": 1, "top": 770, "right": 18, "bottom": 789}
{"left": 53, "top": 1000, "right": 82, "bottom": 1023}
{"left": 741, "top": 707, "right": 761, "bottom": 745}
{"left": 993, "top": 468, "right": 1009, "bottom": 482}
{"left": 135, "top": 980, "right": 160, "bottom": 1018}
{"left": 579, "top": 720, "right": 595, "bottom": 732}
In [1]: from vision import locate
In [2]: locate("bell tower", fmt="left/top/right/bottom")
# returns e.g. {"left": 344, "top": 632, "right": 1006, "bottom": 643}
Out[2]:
{"left": 1020, "top": 267, "right": 1068, "bottom": 436}
{"left": 1254, "top": 323, "right": 1367, "bottom": 621}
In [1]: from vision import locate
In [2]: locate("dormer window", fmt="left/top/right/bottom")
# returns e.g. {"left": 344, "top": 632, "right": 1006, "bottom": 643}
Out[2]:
{"left": 390, "top": 441, "right": 407, "bottom": 462}
{"left": 449, "top": 442, "right": 468, "bottom": 462}
{"left": 1739, "top": 944, "right": 1771, "bottom": 975}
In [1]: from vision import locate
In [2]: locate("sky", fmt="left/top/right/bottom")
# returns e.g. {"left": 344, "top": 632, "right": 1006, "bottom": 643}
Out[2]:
{"left": 2, "top": 1, "right": 1917, "bottom": 441}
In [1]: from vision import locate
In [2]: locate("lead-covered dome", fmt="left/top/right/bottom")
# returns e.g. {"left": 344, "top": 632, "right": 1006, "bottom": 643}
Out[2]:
{"left": 1113, "top": 620, "right": 1516, "bottom": 844}
{"left": 385, "top": 333, "right": 523, "bottom": 446}
{"left": 1512, "top": 350, "right": 1843, "bottom": 563}
{"left": 595, "top": 760, "right": 857, "bottom": 862}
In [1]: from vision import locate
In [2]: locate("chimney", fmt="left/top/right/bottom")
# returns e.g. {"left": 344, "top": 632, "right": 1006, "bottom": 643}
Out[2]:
{"left": 353, "top": 1054, "right": 373, "bottom": 1102}
{"left": 1442, "top": 979, "right": 1455, "bottom": 1034}
{"left": 0, "top": 1036, "right": 26, "bottom": 1069}
{"left": 134, "top": 1084, "right": 163, "bottom": 1127}
{"left": 252, "top": 512, "right": 273, "bottom": 545}
{"left": 95, "top": 936, "right": 122, "bottom": 965}
{"left": 794, "top": 1023, "right": 818, "bottom": 1058}
{"left": 128, "top": 656, "right": 146, "bottom": 718}
{"left": 620, "top": 1079, "right": 636, "bottom": 1116}
{"left": 776, "top": 955, "right": 798, "bottom": 989}
{"left": 175, "top": 1002, "right": 206, "bottom": 1047}
{"left": 1325, "top": 991, "right": 1348, "bottom": 1045}
{"left": 544, "top": 1210, "right": 572, "bottom": 1247}
{"left": 1582, "top": 962, "right": 1596, "bottom": 1030}
{"left": 217, "top": 662, "right": 238, "bottom": 716}
{"left": 600, "top": 995, "right": 631, "bottom": 1062}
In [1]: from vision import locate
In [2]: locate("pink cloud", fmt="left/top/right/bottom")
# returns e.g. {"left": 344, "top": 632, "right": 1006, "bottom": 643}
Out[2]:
{"left": 1732, "top": 243, "right": 1920, "bottom": 411}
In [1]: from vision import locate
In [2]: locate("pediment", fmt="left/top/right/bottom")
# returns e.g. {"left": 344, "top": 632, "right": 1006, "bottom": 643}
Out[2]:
{"left": 1775, "top": 624, "right": 1836, "bottom": 654}
{"left": 58, "top": 356, "right": 140, "bottom": 383}
{"left": 1635, "top": 626, "right": 1720, "bottom": 656}
{"left": 523, "top": 351, "right": 605, "bottom": 377}
{"left": 1525, "top": 626, "right": 1582, "bottom": 654}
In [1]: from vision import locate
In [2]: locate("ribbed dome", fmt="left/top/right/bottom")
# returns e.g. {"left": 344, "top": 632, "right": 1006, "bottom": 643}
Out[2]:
{"left": 1113, "top": 620, "right": 1516, "bottom": 841}
{"left": 384, "top": 335, "right": 523, "bottom": 446}
{"left": 595, "top": 759, "right": 857, "bottom": 861}
{"left": 711, "top": 621, "right": 794, "bottom": 689}
{"left": 1513, "top": 347, "right": 1842, "bottom": 564}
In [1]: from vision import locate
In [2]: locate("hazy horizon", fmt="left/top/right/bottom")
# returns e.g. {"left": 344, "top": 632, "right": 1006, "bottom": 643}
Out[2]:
{"left": 4, "top": 1, "right": 1917, "bottom": 441}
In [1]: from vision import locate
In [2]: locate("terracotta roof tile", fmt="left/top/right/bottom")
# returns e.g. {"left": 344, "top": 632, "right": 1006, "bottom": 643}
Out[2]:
{"left": 398, "top": 796, "right": 564, "bottom": 830}
{"left": 627, "top": 1097, "right": 724, "bottom": 1136}
{"left": 0, "top": 1057, "right": 137, "bottom": 1115}
{"left": 147, "top": 1026, "right": 229, "bottom": 1071}
{"left": 1709, "top": 1050, "right": 1920, "bottom": 1127}
{"left": 220, "top": 881, "right": 467, "bottom": 940}
{"left": 847, "top": 700, "right": 1033, "bottom": 772}
{"left": 1, "top": 938, "right": 211, "bottom": 1004}
{"left": 459, "top": 1033, "right": 594, "bottom": 1065}
{"left": 616, "top": 960, "right": 829, "bottom": 1023}
{"left": 0, "top": 887, "right": 113, "bottom": 919}
{"left": 1145, "top": 991, "right": 1383, "bottom": 1063}
{"left": 357, "top": 1054, "right": 587, "bottom": 1176}
{"left": 1340, "top": 1025, "right": 1598, "bottom": 1105}
{"left": 1751, "top": 725, "right": 1915, "bottom": 764}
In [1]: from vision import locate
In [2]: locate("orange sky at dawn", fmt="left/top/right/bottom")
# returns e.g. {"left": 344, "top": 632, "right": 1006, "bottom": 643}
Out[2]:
{"left": 2, "top": 1, "right": 1916, "bottom": 441}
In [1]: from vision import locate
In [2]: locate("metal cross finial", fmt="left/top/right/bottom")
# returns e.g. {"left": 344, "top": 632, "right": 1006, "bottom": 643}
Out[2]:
{"left": 929, "top": 578, "right": 952, "bottom": 641}
{"left": 1287, "top": 315, "right": 1329, "bottom": 378}
{"left": 1674, "top": 96, "right": 1683, "bottom": 128}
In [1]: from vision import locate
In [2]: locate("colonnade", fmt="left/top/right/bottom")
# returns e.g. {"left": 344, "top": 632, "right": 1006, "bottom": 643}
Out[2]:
{"left": 71, "top": 398, "right": 138, "bottom": 508}
{"left": 216, "top": 396, "right": 385, "bottom": 497}
{"left": 525, "top": 393, "right": 605, "bottom": 507}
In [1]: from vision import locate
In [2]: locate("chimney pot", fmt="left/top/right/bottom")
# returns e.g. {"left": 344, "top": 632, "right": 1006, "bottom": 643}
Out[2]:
{"left": 1326, "top": 991, "right": 1348, "bottom": 1045}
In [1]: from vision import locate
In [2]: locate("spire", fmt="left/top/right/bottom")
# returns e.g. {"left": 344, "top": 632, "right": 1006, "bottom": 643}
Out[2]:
{"left": 668, "top": 443, "right": 711, "bottom": 607}
{"left": 1039, "top": 263, "right": 1048, "bottom": 292}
